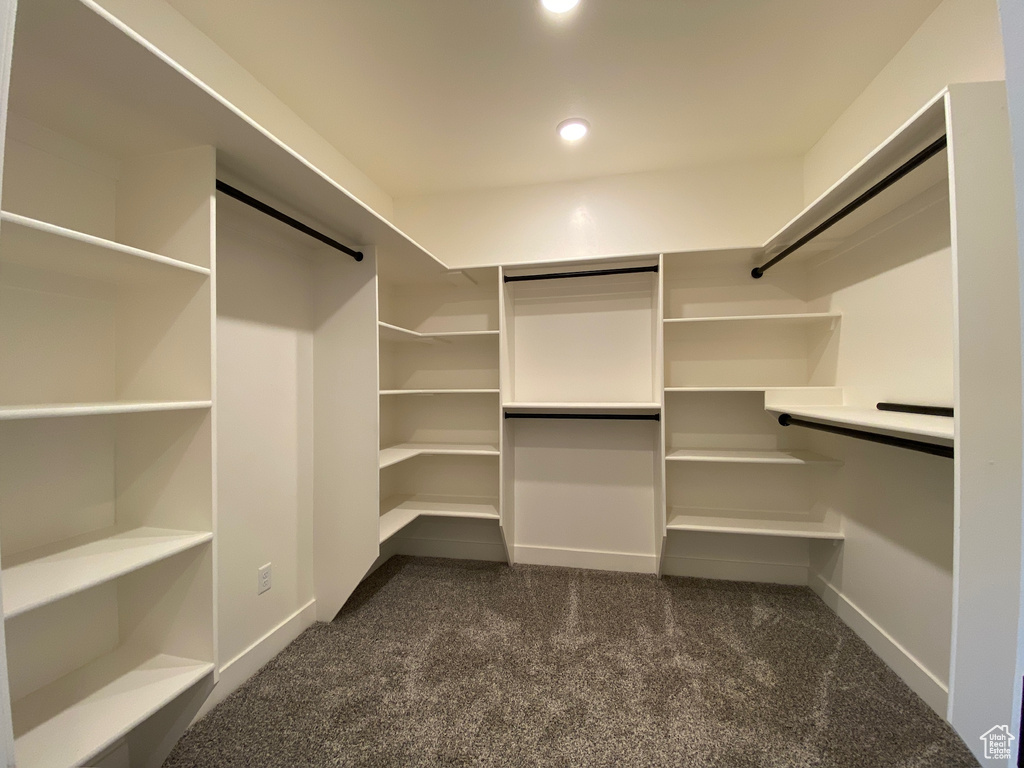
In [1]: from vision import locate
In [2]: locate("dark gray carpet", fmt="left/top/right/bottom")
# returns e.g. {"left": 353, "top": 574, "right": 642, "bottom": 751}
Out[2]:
{"left": 165, "top": 556, "right": 979, "bottom": 767}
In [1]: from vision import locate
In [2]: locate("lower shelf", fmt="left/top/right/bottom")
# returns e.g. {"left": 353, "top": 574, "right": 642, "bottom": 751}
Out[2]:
{"left": 379, "top": 495, "right": 499, "bottom": 543}
{"left": 665, "top": 448, "right": 840, "bottom": 465}
{"left": 3, "top": 527, "right": 213, "bottom": 619}
{"left": 379, "top": 442, "right": 500, "bottom": 469}
{"left": 666, "top": 507, "right": 844, "bottom": 540}
{"left": 12, "top": 646, "right": 214, "bottom": 768}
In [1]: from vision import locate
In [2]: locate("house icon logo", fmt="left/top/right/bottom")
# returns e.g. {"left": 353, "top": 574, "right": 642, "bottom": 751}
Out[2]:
{"left": 980, "top": 725, "right": 1015, "bottom": 761}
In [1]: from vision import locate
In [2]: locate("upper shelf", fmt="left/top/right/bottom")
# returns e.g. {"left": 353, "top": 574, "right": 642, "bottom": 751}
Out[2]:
{"left": 0, "top": 211, "right": 210, "bottom": 284}
{"left": 764, "top": 404, "right": 954, "bottom": 447}
{"left": 10, "top": 0, "right": 447, "bottom": 279}
{"left": 504, "top": 402, "right": 661, "bottom": 416}
{"left": 0, "top": 401, "right": 213, "bottom": 421}
{"left": 378, "top": 322, "right": 499, "bottom": 344}
{"left": 663, "top": 312, "right": 840, "bottom": 328}
{"left": 759, "top": 92, "right": 949, "bottom": 269}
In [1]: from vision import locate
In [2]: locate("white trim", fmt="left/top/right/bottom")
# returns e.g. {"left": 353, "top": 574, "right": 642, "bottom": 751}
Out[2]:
{"left": 810, "top": 574, "right": 948, "bottom": 717}
{"left": 661, "top": 555, "right": 808, "bottom": 585}
{"left": 194, "top": 599, "right": 317, "bottom": 721}
{"left": 514, "top": 544, "right": 658, "bottom": 574}
{"left": 394, "top": 537, "right": 507, "bottom": 563}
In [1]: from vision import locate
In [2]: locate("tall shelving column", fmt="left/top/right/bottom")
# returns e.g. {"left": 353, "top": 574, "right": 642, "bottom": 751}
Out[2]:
{"left": 376, "top": 261, "right": 502, "bottom": 549}
{"left": 0, "top": 5, "right": 218, "bottom": 763}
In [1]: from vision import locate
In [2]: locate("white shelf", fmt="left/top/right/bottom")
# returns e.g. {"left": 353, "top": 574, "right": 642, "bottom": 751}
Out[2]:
{"left": 664, "top": 312, "right": 840, "bottom": 327}
{"left": 765, "top": 404, "right": 954, "bottom": 446}
{"left": 3, "top": 527, "right": 213, "bottom": 619}
{"left": 379, "top": 495, "right": 499, "bottom": 543}
{"left": 0, "top": 211, "right": 210, "bottom": 284}
{"left": 12, "top": 646, "right": 214, "bottom": 768}
{"left": 665, "top": 448, "right": 840, "bottom": 465}
{"left": 504, "top": 402, "right": 661, "bottom": 415}
{"left": 378, "top": 322, "right": 498, "bottom": 344}
{"left": 379, "top": 389, "right": 500, "bottom": 396}
{"left": 761, "top": 93, "right": 948, "bottom": 264}
{"left": 665, "top": 387, "right": 837, "bottom": 394}
{"left": 0, "top": 401, "right": 213, "bottom": 420}
{"left": 666, "top": 507, "right": 844, "bottom": 540}
{"left": 379, "top": 442, "right": 499, "bottom": 469}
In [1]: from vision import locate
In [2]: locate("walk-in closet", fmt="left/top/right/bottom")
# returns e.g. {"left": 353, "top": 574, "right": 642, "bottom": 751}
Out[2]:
{"left": 0, "top": 0, "right": 1021, "bottom": 766}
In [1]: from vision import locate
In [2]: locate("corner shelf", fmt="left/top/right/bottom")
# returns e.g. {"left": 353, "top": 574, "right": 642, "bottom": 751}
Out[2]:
{"left": 12, "top": 647, "right": 214, "bottom": 768}
{"left": 0, "top": 401, "right": 213, "bottom": 421}
{"left": 0, "top": 211, "right": 211, "bottom": 283}
{"left": 378, "top": 322, "right": 498, "bottom": 344}
{"left": 666, "top": 507, "right": 844, "bottom": 540}
{"left": 379, "top": 495, "right": 500, "bottom": 543}
{"left": 3, "top": 527, "right": 213, "bottom": 619}
{"left": 764, "top": 404, "right": 954, "bottom": 446}
{"left": 379, "top": 442, "right": 500, "bottom": 469}
{"left": 665, "top": 449, "right": 840, "bottom": 465}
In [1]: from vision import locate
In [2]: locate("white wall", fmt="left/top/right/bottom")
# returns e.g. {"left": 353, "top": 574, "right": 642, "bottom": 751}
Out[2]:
{"left": 803, "top": 0, "right": 1005, "bottom": 203}
{"left": 394, "top": 158, "right": 803, "bottom": 268}
{"left": 210, "top": 202, "right": 317, "bottom": 711}
{"left": 90, "top": 0, "right": 394, "bottom": 220}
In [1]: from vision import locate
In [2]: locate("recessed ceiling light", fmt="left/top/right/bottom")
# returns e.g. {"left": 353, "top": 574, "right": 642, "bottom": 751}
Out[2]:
{"left": 557, "top": 118, "right": 590, "bottom": 142}
{"left": 542, "top": 0, "right": 581, "bottom": 14}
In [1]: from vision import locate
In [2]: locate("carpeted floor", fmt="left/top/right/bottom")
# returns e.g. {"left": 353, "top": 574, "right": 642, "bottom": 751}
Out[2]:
{"left": 164, "top": 556, "right": 979, "bottom": 767}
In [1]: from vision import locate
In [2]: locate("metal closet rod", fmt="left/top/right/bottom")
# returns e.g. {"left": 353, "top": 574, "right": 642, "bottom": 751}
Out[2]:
{"left": 777, "top": 413, "right": 953, "bottom": 458}
{"left": 504, "top": 265, "right": 658, "bottom": 283}
{"left": 216, "top": 180, "right": 363, "bottom": 262}
{"left": 877, "top": 402, "right": 954, "bottom": 418}
{"left": 751, "top": 134, "right": 948, "bottom": 279}
{"left": 505, "top": 412, "right": 660, "bottom": 422}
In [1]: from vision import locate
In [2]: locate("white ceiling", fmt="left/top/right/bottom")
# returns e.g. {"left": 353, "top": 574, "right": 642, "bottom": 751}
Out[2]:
{"left": 164, "top": 0, "right": 942, "bottom": 198}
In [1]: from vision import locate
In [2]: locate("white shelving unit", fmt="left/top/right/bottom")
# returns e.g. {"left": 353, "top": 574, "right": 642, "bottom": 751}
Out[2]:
{"left": 665, "top": 448, "right": 839, "bottom": 465}
{"left": 377, "top": 261, "right": 503, "bottom": 546}
{"left": 0, "top": 3, "right": 219, "bottom": 763}
{"left": 763, "top": 403, "right": 954, "bottom": 446}
{"left": 666, "top": 508, "right": 844, "bottom": 539}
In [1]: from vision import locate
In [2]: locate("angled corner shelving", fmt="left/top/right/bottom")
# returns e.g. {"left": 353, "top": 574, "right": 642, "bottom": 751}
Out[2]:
{"left": 379, "top": 495, "right": 500, "bottom": 544}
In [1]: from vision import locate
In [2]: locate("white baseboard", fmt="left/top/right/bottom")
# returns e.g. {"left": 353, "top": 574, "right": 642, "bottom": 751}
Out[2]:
{"left": 660, "top": 555, "right": 808, "bottom": 585}
{"left": 394, "top": 536, "right": 507, "bottom": 562}
{"left": 514, "top": 544, "right": 658, "bottom": 574}
{"left": 810, "top": 574, "right": 948, "bottom": 717}
{"left": 195, "top": 598, "right": 318, "bottom": 722}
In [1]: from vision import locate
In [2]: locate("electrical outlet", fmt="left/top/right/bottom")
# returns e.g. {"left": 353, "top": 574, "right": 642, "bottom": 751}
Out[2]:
{"left": 258, "top": 563, "right": 272, "bottom": 595}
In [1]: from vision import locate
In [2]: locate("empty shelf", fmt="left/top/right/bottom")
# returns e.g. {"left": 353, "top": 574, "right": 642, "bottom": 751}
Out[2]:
{"left": 12, "top": 646, "right": 214, "bottom": 768}
{"left": 665, "top": 448, "right": 840, "bottom": 465}
{"left": 667, "top": 508, "right": 844, "bottom": 540}
{"left": 379, "top": 442, "right": 500, "bottom": 469}
{"left": 0, "top": 211, "right": 210, "bottom": 283}
{"left": 379, "top": 495, "right": 499, "bottom": 542}
{"left": 766, "top": 404, "right": 953, "bottom": 446}
{"left": 504, "top": 402, "right": 660, "bottom": 415}
{"left": 3, "top": 527, "right": 213, "bottom": 619}
{"left": 378, "top": 322, "right": 498, "bottom": 343}
{"left": 666, "top": 387, "right": 839, "bottom": 394}
{"left": 380, "top": 389, "right": 500, "bottom": 396}
{"left": 664, "top": 312, "right": 840, "bottom": 327}
{"left": 0, "top": 401, "right": 213, "bottom": 420}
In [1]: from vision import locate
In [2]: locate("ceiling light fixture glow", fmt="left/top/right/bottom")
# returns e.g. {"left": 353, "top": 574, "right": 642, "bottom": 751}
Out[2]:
{"left": 557, "top": 118, "right": 590, "bottom": 142}
{"left": 542, "top": 0, "right": 581, "bottom": 13}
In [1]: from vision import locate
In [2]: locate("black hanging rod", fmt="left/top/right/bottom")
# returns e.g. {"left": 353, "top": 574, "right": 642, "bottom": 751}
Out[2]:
{"left": 778, "top": 413, "right": 953, "bottom": 458}
{"left": 216, "top": 180, "right": 363, "bottom": 262}
{"left": 877, "top": 402, "right": 954, "bottom": 418}
{"left": 751, "top": 135, "right": 948, "bottom": 279}
{"left": 504, "top": 265, "right": 658, "bottom": 283}
{"left": 505, "top": 412, "right": 660, "bottom": 422}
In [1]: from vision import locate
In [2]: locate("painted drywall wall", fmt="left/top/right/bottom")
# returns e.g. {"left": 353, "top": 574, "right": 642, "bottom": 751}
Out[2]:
{"left": 215, "top": 205, "right": 316, "bottom": 675}
{"left": 90, "top": 0, "right": 394, "bottom": 220}
{"left": 803, "top": 0, "right": 1005, "bottom": 203}
{"left": 393, "top": 158, "right": 803, "bottom": 268}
